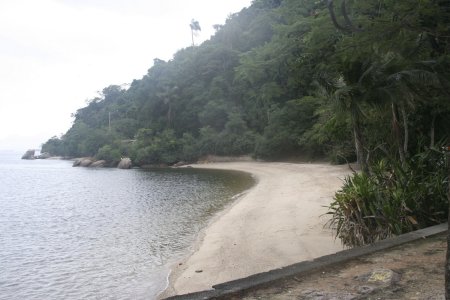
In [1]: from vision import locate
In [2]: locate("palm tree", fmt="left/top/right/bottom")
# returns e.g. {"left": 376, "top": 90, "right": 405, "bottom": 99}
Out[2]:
{"left": 190, "top": 19, "right": 201, "bottom": 46}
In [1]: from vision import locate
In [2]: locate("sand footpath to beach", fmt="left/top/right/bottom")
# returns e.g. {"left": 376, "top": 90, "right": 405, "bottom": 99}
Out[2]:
{"left": 163, "top": 161, "right": 351, "bottom": 297}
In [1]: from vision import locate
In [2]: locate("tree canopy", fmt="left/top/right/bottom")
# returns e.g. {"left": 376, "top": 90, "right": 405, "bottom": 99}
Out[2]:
{"left": 41, "top": 0, "right": 450, "bottom": 253}
{"left": 42, "top": 0, "right": 449, "bottom": 168}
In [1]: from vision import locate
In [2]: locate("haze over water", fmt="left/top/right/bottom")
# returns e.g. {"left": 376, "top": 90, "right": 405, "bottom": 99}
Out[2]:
{"left": 0, "top": 152, "right": 253, "bottom": 299}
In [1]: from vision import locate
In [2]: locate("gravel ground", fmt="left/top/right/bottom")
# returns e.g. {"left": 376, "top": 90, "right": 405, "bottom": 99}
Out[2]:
{"left": 224, "top": 233, "right": 446, "bottom": 300}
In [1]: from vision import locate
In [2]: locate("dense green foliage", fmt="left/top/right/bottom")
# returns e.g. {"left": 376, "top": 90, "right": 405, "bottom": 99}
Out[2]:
{"left": 42, "top": 0, "right": 450, "bottom": 165}
{"left": 42, "top": 0, "right": 450, "bottom": 244}
{"left": 41, "top": 0, "right": 351, "bottom": 162}
{"left": 329, "top": 146, "right": 448, "bottom": 247}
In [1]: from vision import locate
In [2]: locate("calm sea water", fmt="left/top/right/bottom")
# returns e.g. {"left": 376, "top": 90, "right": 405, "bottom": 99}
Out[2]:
{"left": 0, "top": 151, "right": 253, "bottom": 300}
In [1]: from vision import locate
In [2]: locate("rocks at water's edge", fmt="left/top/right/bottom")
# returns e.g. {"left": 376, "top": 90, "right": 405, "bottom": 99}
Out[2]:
{"left": 117, "top": 158, "right": 132, "bottom": 169}
{"left": 70, "top": 157, "right": 196, "bottom": 169}
{"left": 21, "top": 149, "right": 36, "bottom": 160}
{"left": 21, "top": 150, "right": 52, "bottom": 160}
{"left": 80, "top": 158, "right": 94, "bottom": 167}
{"left": 72, "top": 157, "right": 94, "bottom": 167}
{"left": 72, "top": 158, "right": 82, "bottom": 167}
{"left": 72, "top": 157, "right": 133, "bottom": 169}
{"left": 90, "top": 160, "right": 106, "bottom": 168}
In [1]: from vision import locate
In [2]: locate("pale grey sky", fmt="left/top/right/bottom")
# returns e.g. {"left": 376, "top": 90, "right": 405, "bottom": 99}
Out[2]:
{"left": 0, "top": 0, "right": 252, "bottom": 151}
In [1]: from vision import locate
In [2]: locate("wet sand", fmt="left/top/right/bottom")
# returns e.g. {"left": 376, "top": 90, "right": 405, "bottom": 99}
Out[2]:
{"left": 162, "top": 161, "right": 351, "bottom": 297}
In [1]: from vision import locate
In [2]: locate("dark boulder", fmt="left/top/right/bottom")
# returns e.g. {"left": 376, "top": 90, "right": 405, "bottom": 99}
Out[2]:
{"left": 21, "top": 149, "right": 35, "bottom": 160}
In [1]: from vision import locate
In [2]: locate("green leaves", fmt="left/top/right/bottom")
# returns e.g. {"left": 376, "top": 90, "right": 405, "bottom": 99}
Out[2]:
{"left": 329, "top": 146, "right": 449, "bottom": 247}
{"left": 132, "top": 129, "right": 181, "bottom": 165}
{"left": 42, "top": 0, "right": 449, "bottom": 171}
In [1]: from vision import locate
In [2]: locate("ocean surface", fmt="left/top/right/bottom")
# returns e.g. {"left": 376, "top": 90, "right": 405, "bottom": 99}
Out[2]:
{"left": 0, "top": 151, "right": 253, "bottom": 300}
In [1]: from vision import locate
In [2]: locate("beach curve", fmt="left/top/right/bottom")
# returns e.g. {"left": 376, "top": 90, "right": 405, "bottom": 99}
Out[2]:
{"left": 161, "top": 161, "right": 351, "bottom": 297}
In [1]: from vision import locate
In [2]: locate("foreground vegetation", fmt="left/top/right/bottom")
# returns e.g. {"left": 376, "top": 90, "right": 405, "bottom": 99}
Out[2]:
{"left": 43, "top": 0, "right": 449, "bottom": 245}
{"left": 329, "top": 146, "right": 448, "bottom": 247}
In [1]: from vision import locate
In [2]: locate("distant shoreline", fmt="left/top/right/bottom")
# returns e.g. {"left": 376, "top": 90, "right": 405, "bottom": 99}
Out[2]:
{"left": 161, "top": 161, "right": 351, "bottom": 297}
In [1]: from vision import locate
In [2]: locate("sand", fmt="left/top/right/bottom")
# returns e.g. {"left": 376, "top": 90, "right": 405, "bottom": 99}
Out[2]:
{"left": 162, "top": 161, "right": 351, "bottom": 297}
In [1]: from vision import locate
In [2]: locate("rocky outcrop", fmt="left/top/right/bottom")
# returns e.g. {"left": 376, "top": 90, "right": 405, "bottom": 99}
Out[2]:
{"left": 73, "top": 157, "right": 94, "bottom": 167}
{"left": 72, "top": 157, "right": 132, "bottom": 168}
{"left": 21, "top": 149, "right": 35, "bottom": 160}
{"left": 90, "top": 160, "right": 106, "bottom": 168}
{"left": 80, "top": 158, "right": 94, "bottom": 167}
{"left": 117, "top": 157, "right": 132, "bottom": 169}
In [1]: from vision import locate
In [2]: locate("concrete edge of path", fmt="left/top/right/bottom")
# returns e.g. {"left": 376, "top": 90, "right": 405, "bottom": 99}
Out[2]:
{"left": 163, "top": 223, "right": 447, "bottom": 300}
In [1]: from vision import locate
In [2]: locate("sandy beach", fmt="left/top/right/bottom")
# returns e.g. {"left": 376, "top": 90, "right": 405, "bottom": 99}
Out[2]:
{"left": 162, "top": 161, "right": 351, "bottom": 297}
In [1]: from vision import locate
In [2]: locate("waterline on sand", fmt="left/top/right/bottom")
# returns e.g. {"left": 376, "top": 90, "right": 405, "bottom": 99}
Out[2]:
{"left": 162, "top": 161, "right": 351, "bottom": 297}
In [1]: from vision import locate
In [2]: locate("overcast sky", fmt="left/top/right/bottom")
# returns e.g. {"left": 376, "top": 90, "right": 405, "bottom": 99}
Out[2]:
{"left": 0, "top": 0, "right": 252, "bottom": 151}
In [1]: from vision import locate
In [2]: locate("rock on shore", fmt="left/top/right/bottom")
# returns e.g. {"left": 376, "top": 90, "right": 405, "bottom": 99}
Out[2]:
{"left": 21, "top": 149, "right": 36, "bottom": 160}
{"left": 72, "top": 157, "right": 94, "bottom": 167}
{"left": 117, "top": 158, "right": 132, "bottom": 169}
{"left": 90, "top": 160, "right": 106, "bottom": 167}
{"left": 72, "top": 157, "right": 133, "bottom": 169}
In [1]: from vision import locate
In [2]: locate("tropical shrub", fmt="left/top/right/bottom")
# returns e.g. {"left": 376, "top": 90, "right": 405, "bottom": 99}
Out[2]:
{"left": 328, "top": 147, "right": 449, "bottom": 247}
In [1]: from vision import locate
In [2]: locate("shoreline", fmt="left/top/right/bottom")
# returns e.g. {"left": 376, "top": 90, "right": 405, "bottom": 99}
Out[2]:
{"left": 160, "top": 167, "right": 258, "bottom": 298}
{"left": 161, "top": 161, "right": 351, "bottom": 298}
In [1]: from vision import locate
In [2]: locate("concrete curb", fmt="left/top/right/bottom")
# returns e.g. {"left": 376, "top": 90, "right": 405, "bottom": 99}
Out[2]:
{"left": 164, "top": 223, "right": 447, "bottom": 300}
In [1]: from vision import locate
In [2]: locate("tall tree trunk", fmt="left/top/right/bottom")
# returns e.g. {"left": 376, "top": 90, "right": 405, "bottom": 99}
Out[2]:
{"left": 446, "top": 151, "right": 450, "bottom": 300}
{"left": 351, "top": 109, "right": 369, "bottom": 174}
{"left": 353, "top": 126, "right": 364, "bottom": 170}
{"left": 430, "top": 113, "right": 436, "bottom": 148}
{"left": 392, "top": 103, "right": 405, "bottom": 165}
{"left": 400, "top": 104, "right": 408, "bottom": 156}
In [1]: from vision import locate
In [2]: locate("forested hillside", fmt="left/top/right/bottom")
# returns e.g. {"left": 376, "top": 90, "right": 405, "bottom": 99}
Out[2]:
{"left": 43, "top": 0, "right": 450, "bottom": 245}
{"left": 43, "top": 0, "right": 450, "bottom": 167}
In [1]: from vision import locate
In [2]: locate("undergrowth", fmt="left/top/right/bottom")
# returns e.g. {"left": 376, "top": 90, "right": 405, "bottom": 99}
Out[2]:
{"left": 328, "top": 147, "right": 449, "bottom": 247}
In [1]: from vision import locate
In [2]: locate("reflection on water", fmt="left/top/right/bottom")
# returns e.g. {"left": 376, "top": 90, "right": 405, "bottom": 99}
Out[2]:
{"left": 0, "top": 154, "right": 253, "bottom": 299}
